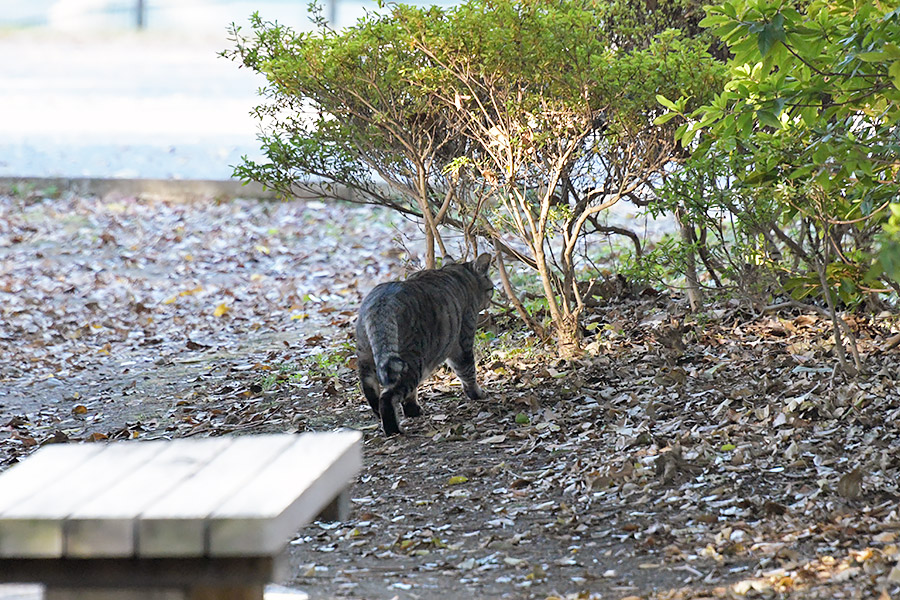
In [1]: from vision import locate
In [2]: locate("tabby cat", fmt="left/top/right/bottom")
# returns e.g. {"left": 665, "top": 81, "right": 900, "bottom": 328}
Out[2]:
{"left": 356, "top": 254, "right": 494, "bottom": 435}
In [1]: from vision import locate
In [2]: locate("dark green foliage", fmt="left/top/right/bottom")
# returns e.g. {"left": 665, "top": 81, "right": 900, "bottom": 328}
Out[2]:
{"left": 659, "top": 0, "right": 900, "bottom": 310}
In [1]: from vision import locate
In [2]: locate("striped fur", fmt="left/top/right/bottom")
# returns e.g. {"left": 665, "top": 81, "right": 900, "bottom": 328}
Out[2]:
{"left": 355, "top": 254, "right": 493, "bottom": 435}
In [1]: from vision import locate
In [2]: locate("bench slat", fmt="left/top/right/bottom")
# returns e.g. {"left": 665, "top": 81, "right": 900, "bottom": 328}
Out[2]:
{"left": 66, "top": 437, "right": 233, "bottom": 558}
{"left": 0, "top": 432, "right": 363, "bottom": 565}
{"left": 208, "top": 430, "right": 362, "bottom": 556}
{"left": 0, "top": 444, "right": 102, "bottom": 516}
{"left": 0, "top": 441, "right": 168, "bottom": 558}
{"left": 137, "top": 434, "right": 299, "bottom": 557}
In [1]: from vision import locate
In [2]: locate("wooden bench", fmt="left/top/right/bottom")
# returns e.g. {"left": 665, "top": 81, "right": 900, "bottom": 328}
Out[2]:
{"left": 0, "top": 431, "right": 362, "bottom": 600}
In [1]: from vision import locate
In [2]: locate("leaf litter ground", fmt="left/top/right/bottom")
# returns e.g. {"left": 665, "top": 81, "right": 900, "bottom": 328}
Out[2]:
{"left": 1, "top": 192, "right": 900, "bottom": 600}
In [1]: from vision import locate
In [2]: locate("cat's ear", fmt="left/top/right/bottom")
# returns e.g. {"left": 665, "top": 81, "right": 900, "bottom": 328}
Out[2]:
{"left": 473, "top": 253, "right": 493, "bottom": 274}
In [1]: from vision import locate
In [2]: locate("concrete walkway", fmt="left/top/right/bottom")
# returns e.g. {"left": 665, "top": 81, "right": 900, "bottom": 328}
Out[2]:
{"left": 0, "top": 30, "right": 265, "bottom": 181}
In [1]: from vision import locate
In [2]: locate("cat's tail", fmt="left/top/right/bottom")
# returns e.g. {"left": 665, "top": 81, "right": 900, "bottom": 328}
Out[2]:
{"left": 376, "top": 355, "right": 406, "bottom": 387}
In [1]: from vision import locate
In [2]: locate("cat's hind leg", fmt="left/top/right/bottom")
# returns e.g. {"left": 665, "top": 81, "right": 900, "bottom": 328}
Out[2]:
{"left": 357, "top": 359, "right": 381, "bottom": 416}
{"left": 449, "top": 316, "right": 486, "bottom": 400}
{"left": 401, "top": 388, "right": 422, "bottom": 418}
{"left": 379, "top": 373, "right": 419, "bottom": 435}
{"left": 378, "top": 389, "right": 402, "bottom": 436}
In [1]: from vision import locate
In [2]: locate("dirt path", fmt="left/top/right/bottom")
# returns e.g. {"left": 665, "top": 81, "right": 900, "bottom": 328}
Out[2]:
{"left": 0, "top": 191, "right": 410, "bottom": 449}
{"left": 2, "top": 191, "right": 900, "bottom": 600}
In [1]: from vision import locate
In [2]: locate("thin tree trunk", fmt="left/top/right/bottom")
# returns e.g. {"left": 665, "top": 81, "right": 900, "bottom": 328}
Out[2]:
{"left": 533, "top": 239, "right": 580, "bottom": 355}
{"left": 422, "top": 224, "right": 435, "bottom": 269}
{"left": 516, "top": 188, "right": 581, "bottom": 357}
{"left": 553, "top": 315, "right": 582, "bottom": 358}
{"left": 675, "top": 206, "right": 702, "bottom": 311}
{"left": 816, "top": 228, "right": 862, "bottom": 376}
{"left": 493, "top": 239, "right": 548, "bottom": 341}
{"left": 415, "top": 167, "right": 443, "bottom": 268}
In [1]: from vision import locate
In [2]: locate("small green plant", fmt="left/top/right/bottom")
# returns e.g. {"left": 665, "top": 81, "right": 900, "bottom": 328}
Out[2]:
{"left": 305, "top": 341, "right": 355, "bottom": 380}
{"left": 8, "top": 183, "right": 35, "bottom": 199}
{"left": 617, "top": 239, "right": 682, "bottom": 290}
{"left": 255, "top": 341, "right": 356, "bottom": 391}
{"left": 5, "top": 183, "right": 61, "bottom": 201}
{"left": 257, "top": 361, "right": 303, "bottom": 391}
{"left": 478, "top": 328, "right": 544, "bottom": 361}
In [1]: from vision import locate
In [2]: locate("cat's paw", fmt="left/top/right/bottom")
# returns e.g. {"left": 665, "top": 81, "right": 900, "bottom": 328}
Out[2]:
{"left": 380, "top": 398, "right": 402, "bottom": 436}
{"left": 465, "top": 384, "right": 486, "bottom": 400}
{"left": 402, "top": 401, "right": 423, "bottom": 418}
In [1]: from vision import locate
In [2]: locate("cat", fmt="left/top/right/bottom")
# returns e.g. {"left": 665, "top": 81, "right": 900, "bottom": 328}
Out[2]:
{"left": 355, "top": 253, "right": 494, "bottom": 435}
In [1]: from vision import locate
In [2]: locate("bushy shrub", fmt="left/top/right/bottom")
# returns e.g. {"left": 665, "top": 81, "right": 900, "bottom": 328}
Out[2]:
{"left": 662, "top": 0, "right": 900, "bottom": 309}
{"left": 225, "top": 0, "right": 724, "bottom": 355}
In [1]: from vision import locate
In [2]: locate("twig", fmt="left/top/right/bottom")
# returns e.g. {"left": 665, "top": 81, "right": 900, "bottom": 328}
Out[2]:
{"left": 882, "top": 333, "right": 900, "bottom": 352}
{"left": 585, "top": 215, "right": 642, "bottom": 256}
{"left": 762, "top": 301, "right": 796, "bottom": 313}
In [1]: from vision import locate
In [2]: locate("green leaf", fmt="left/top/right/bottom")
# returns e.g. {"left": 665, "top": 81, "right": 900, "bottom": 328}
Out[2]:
{"left": 713, "top": 22, "right": 743, "bottom": 42}
{"left": 731, "top": 35, "right": 759, "bottom": 64}
{"left": 700, "top": 13, "right": 730, "bottom": 28}
{"left": 736, "top": 110, "right": 753, "bottom": 135}
{"left": 757, "top": 109, "right": 781, "bottom": 129}
{"left": 785, "top": 277, "right": 818, "bottom": 300}
{"left": 884, "top": 43, "right": 900, "bottom": 60}
{"left": 653, "top": 112, "right": 679, "bottom": 125}
{"left": 681, "top": 123, "right": 700, "bottom": 147}
{"left": 881, "top": 239, "right": 900, "bottom": 282}
{"left": 699, "top": 13, "right": 728, "bottom": 28}
{"left": 656, "top": 94, "right": 677, "bottom": 110}
{"left": 780, "top": 7, "right": 802, "bottom": 25}
{"left": 890, "top": 60, "right": 900, "bottom": 90}
{"left": 788, "top": 165, "right": 815, "bottom": 180}
{"left": 856, "top": 51, "right": 888, "bottom": 63}
{"left": 757, "top": 26, "right": 778, "bottom": 56}
{"left": 757, "top": 13, "right": 786, "bottom": 57}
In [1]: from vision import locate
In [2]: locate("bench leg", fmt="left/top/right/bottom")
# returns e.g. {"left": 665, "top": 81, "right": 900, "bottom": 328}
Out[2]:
{"left": 187, "top": 585, "right": 265, "bottom": 600}
{"left": 316, "top": 489, "right": 350, "bottom": 522}
{"left": 45, "top": 586, "right": 264, "bottom": 600}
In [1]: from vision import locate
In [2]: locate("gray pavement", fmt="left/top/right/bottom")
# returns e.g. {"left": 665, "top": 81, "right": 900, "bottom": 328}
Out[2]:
{"left": 0, "top": 30, "right": 266, "bottom": 181}
{"left": 0, "top": 2, "right": 455, "bottom": 184}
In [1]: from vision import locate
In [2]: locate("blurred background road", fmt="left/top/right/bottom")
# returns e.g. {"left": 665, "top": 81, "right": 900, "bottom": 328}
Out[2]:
{"left": 0, "top": 0, "right": 451, "bottom": 182}
{"left": 0, "top": 30, "right": 264, "bottom": 180}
